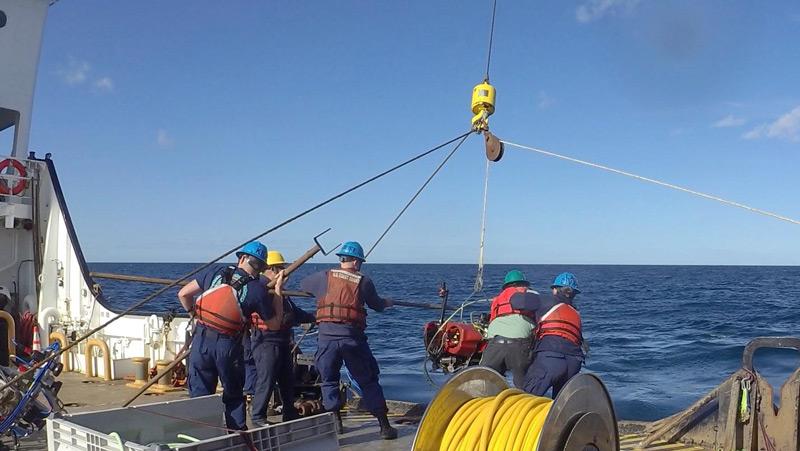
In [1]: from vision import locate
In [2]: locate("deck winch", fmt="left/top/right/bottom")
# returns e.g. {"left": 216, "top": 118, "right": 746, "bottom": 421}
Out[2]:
{"left": 413, "top": 367, "right": 619, "bottom": 451}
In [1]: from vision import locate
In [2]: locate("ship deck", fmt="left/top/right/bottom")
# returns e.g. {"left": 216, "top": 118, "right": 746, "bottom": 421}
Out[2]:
{"left": 4, "top": 373, "right": 711, "bottom": 450}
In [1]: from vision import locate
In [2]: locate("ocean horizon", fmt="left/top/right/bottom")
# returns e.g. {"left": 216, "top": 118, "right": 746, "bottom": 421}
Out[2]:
{"left": 90, "top": 262, "right": 800, "bottom": 422}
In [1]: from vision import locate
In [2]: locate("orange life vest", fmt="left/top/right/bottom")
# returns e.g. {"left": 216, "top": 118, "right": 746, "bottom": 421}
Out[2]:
{"left": 489, "top": 286, "right": 537, "bottom": 322}
{"left": 251, "top": 296, "right": 296, "bottom": 331}
{"left": 195, "top": 267, "right": 253, "bottom": 336}
{"left": 536, "top": 303, "right": 582, "bottom": 345}
{"left": 315, "top": 269, "right": 368, "bottom": 329}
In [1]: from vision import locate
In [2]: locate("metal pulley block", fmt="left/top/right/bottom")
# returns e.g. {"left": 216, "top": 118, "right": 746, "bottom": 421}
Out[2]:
{"left": 484, "top": 131, "right": 504, "bottom": 162}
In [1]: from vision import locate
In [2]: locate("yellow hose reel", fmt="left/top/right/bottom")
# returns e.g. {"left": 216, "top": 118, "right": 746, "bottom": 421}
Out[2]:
{"left": 412, "top": 367, "right": 619, "bottom": 451}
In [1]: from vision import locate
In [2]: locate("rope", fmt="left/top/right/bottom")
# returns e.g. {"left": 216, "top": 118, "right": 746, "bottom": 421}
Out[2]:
{"left": 439, "top": 389, "right": 553, "bottom": 451}
{"left": 0, "top": 131, "right": 472, "bottom": 393}
{"left": 473, "top": 159, "right": 490, "bottom": 293}
{"left": 366, "top": 132, "right": 472, "bottom": 258}
{"left": 502, "top": 140, "right": 800, "bottom": 227}
{"left": 484, "top": 0, "right": 499, "bottom": 81}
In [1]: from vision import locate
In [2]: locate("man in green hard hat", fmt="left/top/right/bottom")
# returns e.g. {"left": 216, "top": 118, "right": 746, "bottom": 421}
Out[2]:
{"left": 480, "top": 270, "right": 538, "bottom": 388}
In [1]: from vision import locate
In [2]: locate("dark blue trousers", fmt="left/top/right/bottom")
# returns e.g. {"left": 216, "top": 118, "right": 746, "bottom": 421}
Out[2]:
{"left": 315, "top": 334, "right": 388, "bottom": 416}
{"left": 243, "top": 333, "right": 257, "bottom": 396}
{"left": 250, "top": 332, "right": 298, "bottom": 423}
{"left": 522, "top": 350, "right": 583, "bottom": 398}
{"left": 188, "top": 325, "right": 246, "bottom": 430}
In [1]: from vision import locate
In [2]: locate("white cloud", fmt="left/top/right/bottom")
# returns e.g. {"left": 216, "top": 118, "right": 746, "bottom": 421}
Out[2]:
{"left": 742, "top": 106, "right": 800, "bottom": 142}
{"left": 539, "top": 91, "right": 556, "bottom": 109}
{"left": 156, "top": 130, "right": 175, "bottom": 149}
{"left": 576, "top": 0, "right": 639, "bottom": 24}
{"left": 712, "top": 115, "right": 746, "bottom": 128}
{"left": 92, "top": 77, "right": 114, "bottom": 93}
{"left": 57, "top": 57, "right": 91, "bottom": 86}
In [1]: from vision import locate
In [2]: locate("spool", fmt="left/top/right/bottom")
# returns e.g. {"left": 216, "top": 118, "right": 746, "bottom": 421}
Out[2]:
{"left": 412, "top": 367, "right": 619, "bottom": 451}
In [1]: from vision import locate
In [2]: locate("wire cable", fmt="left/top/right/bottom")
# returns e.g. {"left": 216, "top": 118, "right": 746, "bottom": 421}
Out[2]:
{"left": 366, "top": 132, "right": 472, "bottom": 258}
{"left": 0, "top": 131, "right": 472, "bottom": 393}
{"left": 485, "top": 0, "right": 499, "bottom": 81}
{"left": 473, "top": 159, "right": 491, "bottom": 293}
{"left": 502, "top": 139, "right": 800, "bottom": 227}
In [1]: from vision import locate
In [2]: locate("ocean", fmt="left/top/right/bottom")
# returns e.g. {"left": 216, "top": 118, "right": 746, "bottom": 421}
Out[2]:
{"left": 89, "top": 263, "right": 800, "bottom": 422}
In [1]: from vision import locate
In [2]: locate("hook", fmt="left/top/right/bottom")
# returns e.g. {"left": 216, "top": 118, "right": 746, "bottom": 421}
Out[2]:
{"left": 313, "top": 228, "right": 339, "bottom": 256}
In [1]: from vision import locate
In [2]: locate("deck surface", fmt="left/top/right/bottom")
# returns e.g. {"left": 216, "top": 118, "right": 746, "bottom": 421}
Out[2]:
{"left": 3, "top": 374, "right": 710, "bottom": 450}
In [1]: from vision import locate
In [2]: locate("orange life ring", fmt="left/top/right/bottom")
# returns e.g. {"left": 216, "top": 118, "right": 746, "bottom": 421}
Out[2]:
{"left": 0, "top": 158, "right": 27, "bottom": 196}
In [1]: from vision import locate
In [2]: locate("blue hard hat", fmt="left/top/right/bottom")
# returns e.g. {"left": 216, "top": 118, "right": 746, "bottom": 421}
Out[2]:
{"left": 550, "top": 272, "right": 581, "bottom": 293}
{"left": 336, "top": 241, "right": 365, "bottom": 261}
{"left": 236, "top": 241, "right": 267, "bottom": 264}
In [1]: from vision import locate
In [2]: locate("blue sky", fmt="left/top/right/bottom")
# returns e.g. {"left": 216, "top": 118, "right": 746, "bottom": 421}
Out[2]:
{"left": 7, "top": 0, "right": 800, "bottom": 264}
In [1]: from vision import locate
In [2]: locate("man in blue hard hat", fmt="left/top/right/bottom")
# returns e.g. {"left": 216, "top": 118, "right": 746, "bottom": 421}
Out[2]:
{"left": 521, "top": 272, "right": 585, "bottom": 398}
{"left": 299, "top": 241, "right": 398, "bottom": 440}
{"left": 480, "top": 270, "right": 538, "bottom": 388}
{"left": 177, "top": 241, "right": 286, "bottom": 430}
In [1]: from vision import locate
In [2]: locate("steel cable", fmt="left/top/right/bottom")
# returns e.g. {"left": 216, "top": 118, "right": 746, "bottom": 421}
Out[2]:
{"left": 0, "top": 131, "right": 472, "bottom": 393}
{"left": 502, "top": 139, "right": 800, "bottom": 227}
{"left": 366, "top": 132, "right": 472, "bottom": 258}
{"left": 484, "top": 0, "right": 499, "bottom": 81}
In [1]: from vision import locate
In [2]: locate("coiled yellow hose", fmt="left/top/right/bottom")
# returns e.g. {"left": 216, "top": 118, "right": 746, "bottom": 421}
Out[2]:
{"left": 439, "top": 389, "right": 553, "bottom": 451}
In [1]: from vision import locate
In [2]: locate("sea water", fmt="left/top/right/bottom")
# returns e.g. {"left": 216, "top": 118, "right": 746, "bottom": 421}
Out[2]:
{"left": 91, "top": 263, "right": 800, "bottom": 421}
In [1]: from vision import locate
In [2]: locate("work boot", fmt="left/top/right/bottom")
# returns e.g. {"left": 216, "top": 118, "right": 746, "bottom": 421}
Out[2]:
{"left": 332, "top": 410, "right": 344, "bottom": 435}
{"left": 377, "top": 414, "right": 398, "bottom": 440}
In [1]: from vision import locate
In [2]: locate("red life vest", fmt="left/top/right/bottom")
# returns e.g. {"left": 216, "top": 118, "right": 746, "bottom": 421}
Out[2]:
{"left": 536, "top": 303, "right": 582, "bottom": 345}
{"left": 251, "top": 296, "right": 296, "bottom": 331}
{"left": 316, "top": 269, "right": 368, "bottom": 329}
{"left": 195, "top": 268, "right": 253, "bottom": 336}
{"left": 489, "top": 286, "right": 537, "bottom": 322}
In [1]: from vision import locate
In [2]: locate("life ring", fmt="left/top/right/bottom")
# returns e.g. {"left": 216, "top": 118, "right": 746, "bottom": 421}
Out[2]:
{"left": 0, "top": 158, "right": 27, "bottom": 196}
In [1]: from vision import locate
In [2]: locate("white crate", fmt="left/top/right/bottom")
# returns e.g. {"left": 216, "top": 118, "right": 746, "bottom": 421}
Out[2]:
{"left": 46, "top": 395, "right": 338, "bottom": 451}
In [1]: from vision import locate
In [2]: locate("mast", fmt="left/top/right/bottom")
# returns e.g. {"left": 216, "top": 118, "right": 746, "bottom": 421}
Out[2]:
{"left": 0, "top": 0, "right": 51, "bottom": 158}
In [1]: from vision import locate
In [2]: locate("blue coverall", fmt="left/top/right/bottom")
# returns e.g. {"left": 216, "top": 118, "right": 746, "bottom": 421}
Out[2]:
{"left": 300, "top": 271, "right": 390, "bottom": 416}
{"left": 506, "top": 290, "right": 585, "bottom": 398}
{"left": 249, "top": 297, "right": 315, "bottom": 424}
{"left": 188, "top": 266, "right": 275, "bottom": 430}
{"left": 243, "top": 333, "right": 256, "bottom": 396}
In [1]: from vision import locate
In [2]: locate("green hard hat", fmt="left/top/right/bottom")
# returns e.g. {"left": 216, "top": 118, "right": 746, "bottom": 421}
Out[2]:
{"left": 503, "top": 270, "right": 530, "bottom": 288}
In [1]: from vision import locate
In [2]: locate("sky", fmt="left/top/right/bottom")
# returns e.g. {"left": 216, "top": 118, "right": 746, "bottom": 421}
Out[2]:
{"left": 4, "top": 0, "right": 800, "bottom": 265}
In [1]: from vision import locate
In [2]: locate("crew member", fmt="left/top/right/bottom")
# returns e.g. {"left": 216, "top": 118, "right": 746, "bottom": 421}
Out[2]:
{"left": 299, "top": 241, "right": 397, "bottom": 440}
{"left": 250, "top": 250, "right": 316, "bottom": 426}
{"left": 177, "top": 241, "right": 284, "bottom": 430}
{"left": 522, "top": 272, "right": 584, "bottom": 398}
{"left": 480, "top": 270, "right": 537, "bottom": 388}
